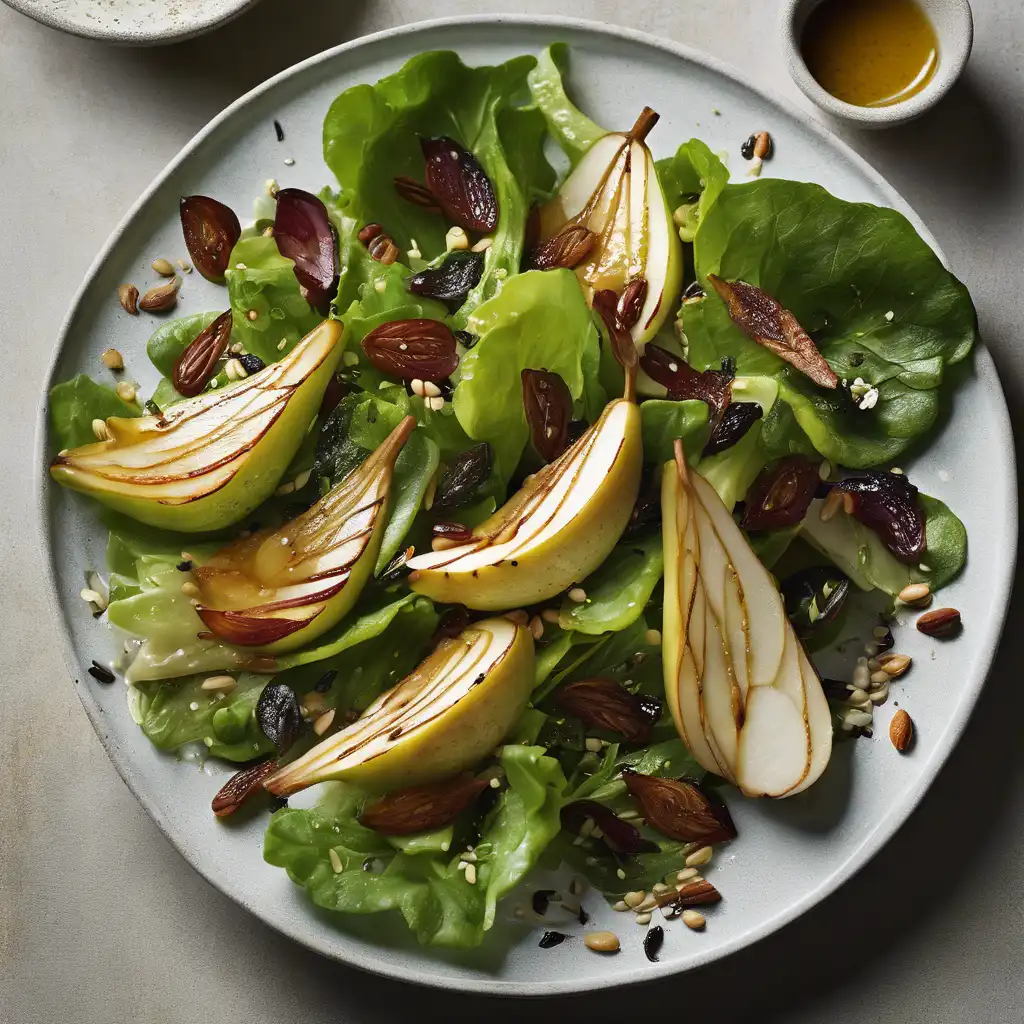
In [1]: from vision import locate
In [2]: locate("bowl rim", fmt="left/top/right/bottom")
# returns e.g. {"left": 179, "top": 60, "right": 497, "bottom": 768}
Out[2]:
{"left": 778, "top": 0, "right": 974, "bottom": 126}
{"left": 33, "top": 12, "right": 1016, "bottom": 996}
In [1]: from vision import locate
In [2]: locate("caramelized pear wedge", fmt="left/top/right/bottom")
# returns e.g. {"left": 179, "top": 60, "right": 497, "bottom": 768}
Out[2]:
{"left": 192, "top": 416, "right": 415, "bottom": 653}
{"left": 533, "top": 107, "right": 682, "bottom": 348}
{"left": 661, "top": 441, "right": 833, "bottom": 797}
{"left": 406, "top": 397, "right": 642, "bottom": 611}
{"left": 265, "top": 616, "right": 534, "bottom": 796}
{"left": 50, "top": 320, "right": 343, "bottom": 532}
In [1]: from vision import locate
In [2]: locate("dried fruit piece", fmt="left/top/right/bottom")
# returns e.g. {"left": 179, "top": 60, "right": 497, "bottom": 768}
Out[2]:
{"left": 621, "top": 770, "right": 737, "bottom": 843}
{"left": 643, "top": 925, "right": 664, "bottom": 961}
{"left": 273, "top": 188, "right": 339, "bottom": 311}
{"left": 834, "top": 470, "right": 925, "bottom": 563}
{"left": 358, "top": 773, "right": 489, "bottom": 835}
{"left": 407, "top": 251, "right": 485, "bottom": 305}
{"left": 916, "top": 607, "right": 961, "bottom": 638}
{"left": 393, "top": 175, "right": 441, "bottom": 212}
{"left": 138, "top": 277, "right": 181, "bottom": 312}
{"left": 361, "top": 319, "right": 459, "bottom": 381}
{"left": 707, "top": 275, "right": 838, "bottom": 389}
{"left": 117, "top": 284, "right": 139, "bottom": 315}
{"left": 556, "top": 678, "right": 658, "bottom": 744}
{"left": 639, "top": 344, "right": 732, "bottom": 418}
{"left": 890, "top": 708, "right": 913, "bottom": 751}
{"left": 560, "top": 800, "right": 659, "bottom": 855}
{"left": 781, "top": 566, "right": 850, "bottom": 639}
{"left": 741, "top": 455, "right": 821, "bottom": 531}
{"left": 212, "top": 758, "right": 278, "bottom": 817}
{"left": 180, "top": 195, "right": 242, "bottom": 282}
{"left": 421, "top": 136, "right": 498, "bottom": 232}
{"left": 172, "top": 310, "right": 232, "bottom": 397}
{"left": 432, "top": 443, "right": 493, "bottom": 512}
{"left": 617, "top": 278, "right": 648, "bottom": 331}
{"left": 255, "top": 681, "right": 302, "bottom": 754}
{"left": 592, "top": 289, "right": 638, "bottom": 377}
{"left": 539, "top": 931, "right": 568, "bottom": 948}
{"left": 525, "top": 225, "right": 597, "bottom": 271}
{"left": 522, "top": 369, "right": 573, "bottom": 463}
{"left": 702, "top": 402, "right": 763, "bottom": 457}
{"left": 432, "top": 521, "right": 476, "bottom": 548}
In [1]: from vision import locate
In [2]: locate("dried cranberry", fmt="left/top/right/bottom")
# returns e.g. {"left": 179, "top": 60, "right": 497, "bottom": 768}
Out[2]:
{"left": 702, "top": 402, "right": 763, "bottom": 457}
{"left": 180, "top": 196, "right": 241, "bottom": 282}
{"left": 741, "top": 455, "right": 821, "bottom": 531}
{"left": 834, "top": 470, "right": 926, "bottom": 563}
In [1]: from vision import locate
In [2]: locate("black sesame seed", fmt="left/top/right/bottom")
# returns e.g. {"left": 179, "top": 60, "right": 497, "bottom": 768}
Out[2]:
{"left": 740, "top": 133, "right": 757, "bottom": 160}
{"left": 314, "top": 670, "right": 337, "bottom": 693}
{"left": 238, "top": 353, "right": 266, "bottom": 375}
{"left": 538, "top": 931, "right": 568, "bottom": 949}
{"left": 88, "top": 661, "right": 115, "bottom": 684}
{"left": 510, "top": 560, "right": 518, "bottom": 567}
{"left": 176, "top": 560, "right": 192, "bottom": 571}
{"left": 273, "top": 119, "right": 285, "bottom": 142}
{"left": 643, "top": 925, "right": 664, "bottom": 962}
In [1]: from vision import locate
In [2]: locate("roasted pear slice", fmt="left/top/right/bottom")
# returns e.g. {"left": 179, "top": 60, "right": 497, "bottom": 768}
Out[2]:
{"left": 50, "top": 320, "right": 343, "bottom": 532}
{"left": 534, "top": 107, "right": 682, "bottom": 348}
{"left": 191, "top": 416, "right": 414, "bottom": 653}
{"left": 265, "top": 616, "right": 534, "bottom": 795}
{"left": 661, "top": 442, "right": 833, "bottom": 797}
{"left": 406, "top": 397, "right": 642, "bottom": 611}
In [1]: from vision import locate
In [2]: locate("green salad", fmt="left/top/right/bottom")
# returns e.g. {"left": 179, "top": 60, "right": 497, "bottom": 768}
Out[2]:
{"left": 49, "top": 44, "right": 972, "bottom": 953}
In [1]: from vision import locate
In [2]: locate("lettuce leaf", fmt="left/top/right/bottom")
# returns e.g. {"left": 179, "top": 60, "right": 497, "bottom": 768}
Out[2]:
{"left": 640, "top": 399, "right": 711, "bottom": 465}
{"left": 49, "top": 375, "right": 140, "bottom": 451}
{"left": 454, "top": 269, "right": 606, "bottom": 482}
{"left": 527, "top": 43, "right": 605, "bottom": 166}
{"left": 322, "top": 50, "right": 555, "bottom": 328}
{"left": 224, "top": 235, "right": 322, "bottom": 362}
{"left": 146, "top": 311, "right": 222, "bottom": 376}
{"left": 686, "top": 179, "right": 978, "bottom": 467}
{"left": 656, "top": 138, "right": 729, "bottom": 242}
{"left": 263, "top": 745, "right": 566, "bottom": 947}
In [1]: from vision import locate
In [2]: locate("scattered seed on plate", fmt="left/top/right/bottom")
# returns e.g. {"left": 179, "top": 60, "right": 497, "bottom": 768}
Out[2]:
{"left": 685, "top": 846, "right": 713, "bottom": 868}
{"left": 584, "top": 931, "right": 619, "bottom": 953}
{"left": 643, "top": 925, "right": 664, "bottom": 962}
{"left": 635, "top": 912, "right": 652, "bottom": 926}
{"left": 151, "top": 257, "right": 176, "bottom": 277}
{"left": 116, "top": 285, "right": 139, "bottom": 316}
{"left": 539, "top": 931, "right": 567, "bottom": 949}
{"left": 88, "top": 661, "right": 115, "bottom": 684}
{"left": 681, "top": 909, "right": 706, "bottom": 930}
{"left": 115, "top": 381, "right": 137, "bottom": 403}
{"left": 624, "top": 890, "right": 646, "bottom": 909}
{"left": 273, "top": 119, "right": 285, "bottom": 141}
{"left": 898, "top": 582, "right": 932, "bottom": 607}
{"left": 101, "top": 347, "right": 124, "bottom": 371}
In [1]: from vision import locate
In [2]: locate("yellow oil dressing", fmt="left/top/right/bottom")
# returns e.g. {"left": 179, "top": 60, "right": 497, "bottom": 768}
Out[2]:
{"left": 801, "top": 0, "right": 939, "bottom": 107}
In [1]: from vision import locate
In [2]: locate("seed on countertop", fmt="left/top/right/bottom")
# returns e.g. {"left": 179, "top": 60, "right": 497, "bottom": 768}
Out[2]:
{"left": 584, "top": 931, "right": 620, "bottom": 953}
{"left": 890, "top": 709, "right": 914, "bottom": 751}
{"left": 898, "top": 582, "right": 932, "bottom": 607}
{"left": 681, "top": 909, "right": 706, "bottom": 930}
{"left": 878, "top": 653, "right": 912, "bottom": 678}
{"left": 685, "top": 846, "right": 713, "bottom": 868}
{"left": 115, "top": 381, "right": 136, "bottom": 403}
{"left": 139, "top": 276, "right": 181, "bottom": 312}
{"left": 201, "top": 675, "right": 237, "bottom": 693}
{"left": 101, "top": 347, "right": 124, "bottom": 371}
{"left": 151, "top": 257, "right": 176, "bottom": 277}
{"left": 91, "top": 419, "right": 110, "bottom": 442}
{"left": 916, "top": 607, "right": 961, "bottom": 638}
{"left": 116, "top": 285, "right": 139, "bottom": 315}
{"left": 88, "top": 661, "right": 115, "bottom": 684}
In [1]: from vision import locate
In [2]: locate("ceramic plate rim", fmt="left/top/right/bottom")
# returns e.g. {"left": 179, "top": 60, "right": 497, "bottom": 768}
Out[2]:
{"left": 33, "top": 13, "right": 1017, "bottom": 996}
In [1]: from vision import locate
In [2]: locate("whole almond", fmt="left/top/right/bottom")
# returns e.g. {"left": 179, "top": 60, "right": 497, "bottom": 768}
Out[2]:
{"left": 361, "top": 318, "right": 459, "bottom": 381}
{"left": 527, "top": 225, "right": 596, "bottom": 271}
{"left": 359, "top": 774, "right": 488, "bottom": 835}
{"left": 139, "top": 276, "right": 181, "bottom": 312}
{"left": 890, "top": 709, "right": 914, "bottom": 752}
{"left": 173, "top": 310, "right": 232, "bottom": 397}
{"left": 916, "top": 607, "right": 961, "bottom": 638}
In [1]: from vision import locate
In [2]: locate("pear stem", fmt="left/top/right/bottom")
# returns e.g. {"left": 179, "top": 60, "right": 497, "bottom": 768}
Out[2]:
{"left": 628, "top": 106, "right": 660, "bottom": 144}
{"left": 623, "top": 361, "right": 638, "bottom": 404}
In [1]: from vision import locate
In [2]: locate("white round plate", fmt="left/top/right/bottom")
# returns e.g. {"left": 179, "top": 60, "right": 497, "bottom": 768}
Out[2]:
{"left": 4, "top": 0, "right": 259, "bottom": 45}
{"left": 35, "top": 15, "right": 1016, "bottom": 996}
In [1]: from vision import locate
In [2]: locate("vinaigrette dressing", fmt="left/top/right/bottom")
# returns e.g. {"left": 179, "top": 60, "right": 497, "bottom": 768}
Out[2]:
{"left": 801, "top": 0, "right": 939, "bottom": 108}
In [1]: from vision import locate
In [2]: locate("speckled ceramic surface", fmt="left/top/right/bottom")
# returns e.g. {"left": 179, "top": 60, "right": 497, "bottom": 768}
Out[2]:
{"left": 4, "top": 0, "right": 260, "bottom": 44}
{"left": 34, "top": 15, "right": 1015, "bottom": 996}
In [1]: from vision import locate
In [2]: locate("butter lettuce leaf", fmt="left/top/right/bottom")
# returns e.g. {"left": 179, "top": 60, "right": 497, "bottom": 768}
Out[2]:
{"left": 49, "top": 374, "right": 140, "bottom": 451}
{"left": 656, "top": 138, "right": 729, "bottom": 242}
{"left": 640, "top": 398, "right": 711, "bottom": 465}
{"left": 146, "top": 311, "right": 222, "bottom": 377}
{"left": 685, "top": 179, "right": 978, "bottom": 467}
{"left": 263, "top": 745, "right": 566, "bottom": 947}
{"left": 527, "top": 43, "right": 605, "bottom": 166}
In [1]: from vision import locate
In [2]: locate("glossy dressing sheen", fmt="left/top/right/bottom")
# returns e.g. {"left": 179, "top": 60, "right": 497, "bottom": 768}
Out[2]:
{"left": 801, "top": 0, "right": 938, "bottom": 108}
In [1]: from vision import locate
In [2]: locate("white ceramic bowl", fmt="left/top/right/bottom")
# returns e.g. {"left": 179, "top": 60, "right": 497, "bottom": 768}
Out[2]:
{"left": 780, "top": 0, "right": 974, "bottom": 128}
{"left": 2, "top": 0, "right": 260, "bottom": 45}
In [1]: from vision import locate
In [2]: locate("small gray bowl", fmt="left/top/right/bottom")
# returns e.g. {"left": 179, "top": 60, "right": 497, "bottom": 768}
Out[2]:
{"left": 780, "top": 0, "right": 973, "bottom": 128}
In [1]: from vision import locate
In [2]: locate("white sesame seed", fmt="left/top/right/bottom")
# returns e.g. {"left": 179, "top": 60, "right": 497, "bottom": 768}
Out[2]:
{"left": 283, "top": 156, "right": 295, "bottom": 166}
{"left": 423, "top": 380, "right": 442, "bottom": 397}
{"left": 635, "top": 912, "right": 652, "bottom": 926}
{"left": 685, "top": 846, "right": 713, "bottom": 868}
{"left": 585, "top": 737, "right": 603, "bottom": 753}
{"left": 644, "top": 628, "right": 662, "bottom": 646}
{"left": 189, "top": 701, "right": 200, "bottom": 711}
{"left": 91, "top": 418, "right": 110, "bottom": 441}
{"left": 681, "top": 909, "right": 706, "bottom": 930}
{"left": 329, "top": 849, "right": 343, "bottom": 873}
{"left": 277, "top": 338, "right": 287, "bottom": 351}
{"left": 201, "top": 675, "right": 236, "bottom": 693}
{"left": 884, "top": 310, "right": 894, "bottom": 321}
{"left": 313, "top": 709, "right": 336, "bottom": 736}
{"left": 616, "top": 868, "right": 626, "bottom": 880}
{"left": 568, "top": 587, "right": 587, "bottom": 603}
{"left": 374, "top": 279, "right": 387, "bottom": 293}
{"left": 464, "top": 863, "right": 477, "bottom": 885}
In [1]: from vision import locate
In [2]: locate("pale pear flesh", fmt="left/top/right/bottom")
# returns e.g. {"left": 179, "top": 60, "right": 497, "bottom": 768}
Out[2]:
{"left": 661, "top": 446, "right": 834, "bottom": 797}
{"left": 265, "top": 617, "right": 535, "bottom": 796}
